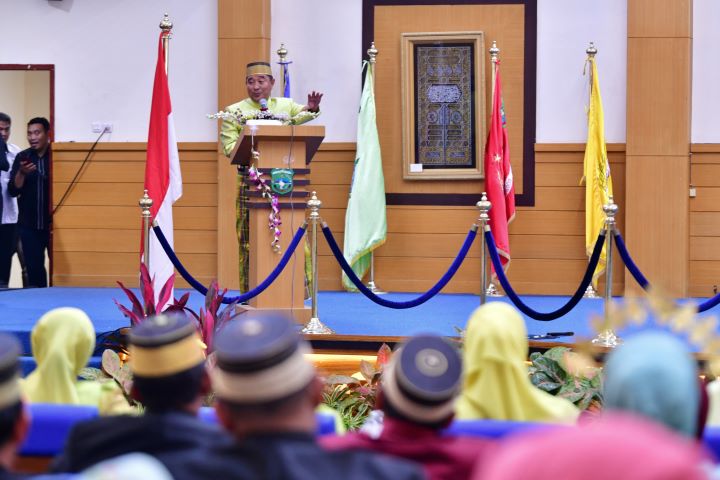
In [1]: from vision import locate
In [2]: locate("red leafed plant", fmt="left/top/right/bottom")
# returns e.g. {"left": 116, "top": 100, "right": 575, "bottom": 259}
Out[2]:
{"left": 179, "top": 280, "right": 238, "bottom": 352}
{"left": 114, "top": 265, "right": 238, "bottom": 352}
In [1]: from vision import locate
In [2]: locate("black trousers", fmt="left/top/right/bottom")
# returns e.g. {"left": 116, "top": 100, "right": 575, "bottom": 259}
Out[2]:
{"left": 0, "top": 224, "right": 16, "bottom": 288}
{"left": 18, "top": 225, "right": 48, "bottom": 288}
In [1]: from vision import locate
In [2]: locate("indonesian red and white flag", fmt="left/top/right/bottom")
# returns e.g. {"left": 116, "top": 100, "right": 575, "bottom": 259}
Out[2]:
{"left": 142, "top": 32, "right": 182, "bottom": 304}
{"left": 484, "top": 62, "right": 515, "bottom": 273}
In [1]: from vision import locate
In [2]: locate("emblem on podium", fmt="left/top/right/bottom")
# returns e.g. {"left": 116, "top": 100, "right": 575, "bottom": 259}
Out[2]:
{"left": 270, "top": 168, "right": 294, "bottom": 195}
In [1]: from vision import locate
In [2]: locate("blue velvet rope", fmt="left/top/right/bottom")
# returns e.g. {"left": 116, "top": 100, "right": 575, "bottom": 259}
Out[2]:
{"left": 485, "top": 229, "right": 605, "bottom": 321}
{"left": 152, "top": 224, "right": 307, "bottom": 304}
{"left": 614, "top": 231, "right": 720, "bottom": 312}
{"left": 322, "top": 224, "right": 477, "bottom": 309}
{"left": 613, "top": 231, "right": 650, "bottom": 290}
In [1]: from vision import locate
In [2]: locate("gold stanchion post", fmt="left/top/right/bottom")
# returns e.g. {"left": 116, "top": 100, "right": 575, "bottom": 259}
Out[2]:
{"left": 140, "top": 190, "right": 153, "bottom": 271}
{"left": 302, "top": 192, "right": 334, "bottom": 334}
{"left": 476, "top": 193, "right": 491, "bottom": 305}
{"left": 592, "top": 197, "right": 620, "bottom": 347}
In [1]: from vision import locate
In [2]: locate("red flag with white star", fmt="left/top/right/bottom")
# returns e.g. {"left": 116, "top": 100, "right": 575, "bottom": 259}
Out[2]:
{"left": 484, "top": 62, "right": 515, "bottom": 273}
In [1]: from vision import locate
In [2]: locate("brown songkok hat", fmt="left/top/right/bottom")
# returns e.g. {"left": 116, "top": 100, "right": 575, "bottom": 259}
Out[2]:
{"left": 382, "top": 334, "right": 462, "bottom": 423}
{"left": 128, "top": 314, "right": 205, "bottom": 378}
{"left": 246, "top": 61, "right": 273, "bottom": 78}
{"left": 210, "top": 314, "right": 315, "bottom": 404}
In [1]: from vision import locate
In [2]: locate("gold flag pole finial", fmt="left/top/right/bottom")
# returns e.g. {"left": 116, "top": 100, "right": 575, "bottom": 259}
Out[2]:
{"left": 367, "top": 41, "right": 379, "bottom": 64}
{"left": 160, "top": 13, "right": 173, "bottom": 75}
{"left": 489, "top": 40, "right": 500, "bottom": 65}
{"left": 277, "top": 43, "right": 288, "bottom": 63}
{"left": 586, "top": 41, "right": 598, "bottom": 57}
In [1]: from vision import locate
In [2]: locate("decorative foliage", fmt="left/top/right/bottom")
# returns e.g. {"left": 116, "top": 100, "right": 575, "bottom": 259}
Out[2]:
{"left": 178, "top": 280, "right": 239, "bottom": 352}
{"left": 528, "top": 346, "right": 603, "bottom": 411}
{"left": 322, "top": 344, "right": 392, "bottom": 431}
{"left": 248, "top": 163, "right": 282, "bottom": 253}
{"left": 207, "top": 109, "right": 316, "bottom": 126}
{"left": 114, "top": 263, "right": 186, "bottom": 326}
{"left": 78, "top": 349, "right": 139, "bottom": 410}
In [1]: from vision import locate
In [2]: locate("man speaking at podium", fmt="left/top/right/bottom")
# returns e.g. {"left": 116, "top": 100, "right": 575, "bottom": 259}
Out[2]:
{"left": 220, "top": 61, "right": 322, "bottom": 292}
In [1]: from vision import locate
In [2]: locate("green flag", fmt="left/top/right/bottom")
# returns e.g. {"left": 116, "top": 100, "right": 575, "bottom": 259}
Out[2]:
{"left": 342, "top": 62, "right": 387, "bottom": 290}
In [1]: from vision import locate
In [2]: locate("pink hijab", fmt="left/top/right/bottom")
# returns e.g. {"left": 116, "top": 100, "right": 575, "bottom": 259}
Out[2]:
{"left": 475, "top": 414, "right": 709, "bottom": 480}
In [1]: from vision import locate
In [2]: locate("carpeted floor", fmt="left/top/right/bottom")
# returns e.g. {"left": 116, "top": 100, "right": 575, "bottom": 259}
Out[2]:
{"left": 1, "top": 287, "right": 716, "bottom": 356}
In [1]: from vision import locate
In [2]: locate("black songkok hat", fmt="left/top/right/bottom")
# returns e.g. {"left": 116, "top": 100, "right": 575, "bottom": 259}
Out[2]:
{"left": 382, "top": 334, "right": 462, "bottom": 423}
{"left": 210, "top": 314, "right": 315, "bottom": 404}
{"left": 128, "top": 314, "right": 204, "bottom": 378}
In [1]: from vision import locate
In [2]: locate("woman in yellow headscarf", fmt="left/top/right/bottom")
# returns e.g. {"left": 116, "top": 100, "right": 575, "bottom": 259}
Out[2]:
{"left": 455, "top": 302, "right": 578, "bottom": 423}
{"left": 21, "top": 307, "right": 116, "bottom": 406}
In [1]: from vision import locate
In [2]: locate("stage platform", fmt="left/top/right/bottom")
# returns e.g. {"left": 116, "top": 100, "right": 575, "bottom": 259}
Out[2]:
{"left": 1, "top": 287, "right": 716, "bottom": 358}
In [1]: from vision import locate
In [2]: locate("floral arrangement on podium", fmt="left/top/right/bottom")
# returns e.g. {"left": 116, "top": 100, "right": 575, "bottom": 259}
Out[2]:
{"left": 207, "top": 108, "right": 315, "bottom": 126}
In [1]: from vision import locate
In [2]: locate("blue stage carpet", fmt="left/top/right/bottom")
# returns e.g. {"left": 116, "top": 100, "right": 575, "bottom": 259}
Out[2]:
{"left": 0, "top": 287, "right": 716, "bottom": 355}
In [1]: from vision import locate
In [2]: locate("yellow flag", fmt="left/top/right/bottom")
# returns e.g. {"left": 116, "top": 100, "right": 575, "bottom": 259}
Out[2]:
{"left": 581, "top": 56, "right": 613, "bottom": 284}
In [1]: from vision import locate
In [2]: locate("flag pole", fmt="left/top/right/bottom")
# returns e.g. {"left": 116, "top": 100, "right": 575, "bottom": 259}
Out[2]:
{"left": 160, "top": 13, "right": 173, "bottom": 75}
{"left": 277, "top": 43, "right": 288, "bottom": 95}
{"left": 485, "top": 41, "right": 502, "bottom": 298}
{"left": 365, "top": 41, "right": 388, "bottom": 295}
{"left": 583, "top": 42, "right": 601, "bottom": 299}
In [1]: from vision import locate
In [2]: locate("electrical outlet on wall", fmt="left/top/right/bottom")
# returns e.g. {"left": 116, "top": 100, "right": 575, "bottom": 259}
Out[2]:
{"left": 91, "top": 122, "right": 113, "bottom": 133}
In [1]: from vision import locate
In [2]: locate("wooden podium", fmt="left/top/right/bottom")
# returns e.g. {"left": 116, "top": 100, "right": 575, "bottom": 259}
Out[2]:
{"left": 229, "top": 124, "right": 325, "bottom": 322}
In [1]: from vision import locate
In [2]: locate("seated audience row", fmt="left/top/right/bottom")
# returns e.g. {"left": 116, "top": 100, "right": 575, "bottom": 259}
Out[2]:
{"left": 3, "top": 301, "right": 719, "bottom": 479}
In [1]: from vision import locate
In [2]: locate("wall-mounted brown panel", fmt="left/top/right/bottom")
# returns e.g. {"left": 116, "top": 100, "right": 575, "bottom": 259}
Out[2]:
{"left": 627, "top": 0, "right": 691, "bottom": 38}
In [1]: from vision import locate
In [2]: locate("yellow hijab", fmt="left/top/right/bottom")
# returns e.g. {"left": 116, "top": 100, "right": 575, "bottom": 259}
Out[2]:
{"left": 455, "top": 302, "right": 578, "bottom": 423}
{"left": 21, "top": 307, "right": 102, "bottom": 405}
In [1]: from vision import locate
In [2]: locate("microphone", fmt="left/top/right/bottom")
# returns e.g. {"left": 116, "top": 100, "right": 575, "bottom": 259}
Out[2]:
{"left": 259, "top": 98, "right": 268, "bottom": 111}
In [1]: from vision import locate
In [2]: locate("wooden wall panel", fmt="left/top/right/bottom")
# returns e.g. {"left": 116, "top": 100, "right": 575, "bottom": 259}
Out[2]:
{"left": 624, "top": 0, "right": 692, "bottom": 297}
{"left": 52, "top": 142, "right": 217, "bottom": 288}
{"left": 689, "top": 146, "right": 720, "bottom": 297}
{"left": 373, "top": 4, "right": 526, "bottom": 195}
{"left": 311, "top": 143, "right": 626, "bottom": 295}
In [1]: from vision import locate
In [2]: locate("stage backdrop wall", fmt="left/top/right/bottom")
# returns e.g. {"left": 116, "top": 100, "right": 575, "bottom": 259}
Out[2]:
{"left": 1, "top": 0, "right": 217, "bottom": 143}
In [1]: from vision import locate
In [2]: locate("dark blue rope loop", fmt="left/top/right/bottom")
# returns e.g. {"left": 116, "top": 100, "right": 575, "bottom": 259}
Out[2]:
{"left": 485, "top": 229, "right": 605, "bottom": 321}
{"left": 152, "top": 224, "right": 307, "bottom": 304}
{"left": 615, "top": 231, "right": 720, "bottom": 312}
{"left": 613, "top": 231, "right": 649, "bottom": 290}
{"left": 323, "top": 224, "right": 477, "bottom": 309}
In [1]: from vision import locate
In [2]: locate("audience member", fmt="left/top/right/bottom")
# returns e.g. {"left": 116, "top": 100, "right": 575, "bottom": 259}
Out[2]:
{"left": 8, "top": 118, "right": 51, "bottom": 288}
{"left": 52, "top": 314, "right": 231, "bottom": 473}
{"left": 20, "top": 308, "right": 116, "bottom": 407}
{"left": 603, "top": 330, "right": 700, "bottom": 438}
{"left": 161, "top": 313, "right": 425, "bottom": 479}
{"left": 0, "top": 113, "right": 19, "bottom": 289}
{"left": 74, "top": 453, "right": 174, "bottom": 480}
{"left": 455, "top": 302, "right": 578, "bottom": 423}
{"left": 474, "top": 414, "right": 708, "bottom": 480}
{"left": 0, "top": 333, "right": 29, "bottom": 480}
{"left": 322, "top": 334, "right": 494, "bottom": 480}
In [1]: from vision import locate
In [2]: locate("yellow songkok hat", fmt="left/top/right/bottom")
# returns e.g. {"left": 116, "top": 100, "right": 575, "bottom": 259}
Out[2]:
{"left": 129, "top": 314, "right": 205, "bottom": 378}
{"left": 246, "top": 61, "right": 273, "bottom": 78}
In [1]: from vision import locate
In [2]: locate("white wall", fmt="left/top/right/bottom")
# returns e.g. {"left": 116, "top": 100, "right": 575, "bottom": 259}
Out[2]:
{"left": 272, "top": 0, "right": 627, "bottom": 144}
{"left": 271, "top": 0, "right": 362, "bottom": 143}
{"left": 536, "top": 0, "right": 627, "bottom": 143}
{"left": 692, "top": 0, "right": 720, "bottom": 143}
{"left": 1, "top": 0, "right": 217, "bottom": 142}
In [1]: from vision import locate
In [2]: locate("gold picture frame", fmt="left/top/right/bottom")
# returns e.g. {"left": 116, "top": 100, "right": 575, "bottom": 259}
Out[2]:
{"left": 401, "top": 31, "right": 486, "bottom": 180}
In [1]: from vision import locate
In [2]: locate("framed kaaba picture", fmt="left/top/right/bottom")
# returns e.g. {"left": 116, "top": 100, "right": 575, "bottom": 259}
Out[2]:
{"left": 401, "top": 32, "right": 486, "bottom": 180}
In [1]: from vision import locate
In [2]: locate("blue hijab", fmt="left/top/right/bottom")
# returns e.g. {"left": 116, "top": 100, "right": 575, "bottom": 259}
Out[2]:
{"left": 604, "top": 330, "right": 699, "bottom": 438}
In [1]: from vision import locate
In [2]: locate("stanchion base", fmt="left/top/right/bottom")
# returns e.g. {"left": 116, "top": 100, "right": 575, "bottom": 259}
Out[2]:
{"left": 591, "top": 329, "right": 621, "bottom": 348}
{"left": 301, "top": 317, "right": 334, "bottom": 335}
{"left": 583, "top": 285, "right": 600, "bottom": 298}
{"left": 366, "top": 281, "right": 388, "bottom": 295}
{"left": 486, "top": 283, "right": 502, "bottom": 297}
